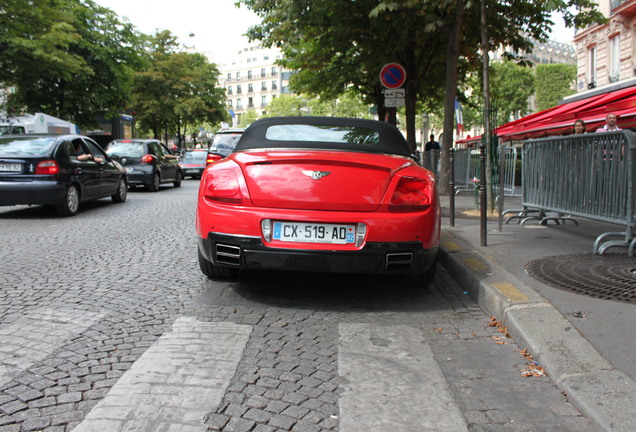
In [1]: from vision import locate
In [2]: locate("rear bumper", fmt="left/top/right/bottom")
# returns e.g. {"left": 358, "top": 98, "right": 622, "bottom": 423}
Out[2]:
{"left": 198, "top": 233, "right": 438, "bottom": 275}
{"left": 0, "top": 181, "right": 65, "bottom": 206}
{"left": 124, "top": 165, "right": 153, "bottom": 186}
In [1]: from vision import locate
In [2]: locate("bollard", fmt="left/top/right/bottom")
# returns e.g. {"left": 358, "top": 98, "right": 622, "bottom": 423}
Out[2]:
{"left": 479, "top": 143, "right": 487, "bottom": 246}
{"left": 449, "top": 148, "right": 455, "bottom": 227}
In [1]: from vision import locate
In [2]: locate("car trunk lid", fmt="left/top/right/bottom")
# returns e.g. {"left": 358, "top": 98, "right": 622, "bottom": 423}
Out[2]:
{"left": 234, "top": 151, "right": 412, "bottom": 211}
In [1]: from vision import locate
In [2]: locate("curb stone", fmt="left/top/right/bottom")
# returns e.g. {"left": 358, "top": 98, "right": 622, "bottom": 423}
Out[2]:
{"left": 439, "top": 230, "right": 636, "bottom": 432}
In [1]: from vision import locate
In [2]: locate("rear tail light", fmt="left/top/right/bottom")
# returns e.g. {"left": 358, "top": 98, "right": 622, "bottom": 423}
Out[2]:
{"left": 389, "top": 176, "right": 433, "bottom": 212}
{"left": 203, "top": 168, "right": 243, "bottom": 204}
{"left": 35, "top": 160, "right": 60, "bottom": 175}
{"left": 140, "top": 154, "right": 154, "bottom": 163}
{"left": 206, "top": 154, "right": 222, "bottom": 164}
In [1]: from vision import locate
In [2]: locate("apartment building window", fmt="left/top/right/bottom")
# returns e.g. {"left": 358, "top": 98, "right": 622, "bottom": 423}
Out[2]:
{"left": 248, "top": 83, "right": 254, "bottom": 93}
{"left": 228, "top": 100, "right": 233, "bottom": 107}
{"left": 248, "top": 70, "right": 253, "bottom": 79}
{"left": 237, "top": 98, "right": 242, "bottom": 109}
{"left": 248, "top": 97, "right": 254, "bottom": 108}
{"left": 271, "top": 66, "right": 278, "bottom": 76}
{"left": 610, "top": 35, "right": 620, "bottom": 83}
{"left": 261, "top": 68, "right": 266, "bottom": 77}
{"left": 272, "top": 80, "right": 277, "bottom": 90}
{"left": 236, "top": 71, "right": 241, "bottom": 80}
{"left": 261, "top": 95, "right": 267, "bottom": 107}
{"left": 237, "top": 84, "right": 242, "bottom": 94}
{"left": 227, "top": 86, "right": 233, "bottom": 95}
{"left": 261, "top": 81, "right": 267, "bottom": 91}
{"left": 227, "top": 73, "right": 231, "bottom": 80}
{"left": 588, "top": 46, "right": 597, "bottom": 89}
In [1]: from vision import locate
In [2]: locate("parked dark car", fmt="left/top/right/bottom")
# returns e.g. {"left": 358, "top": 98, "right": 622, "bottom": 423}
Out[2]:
{"left": 206, "top": 128, "right": 244, "bottom": 164}
{"left": 179, "top": 149, "right": 208, "bottom": 179}
{"left": 105, "top": 139, "right": 182, "bottom": 191}
{"left": 0, "top": 134, "right": 128, "bottom": 216}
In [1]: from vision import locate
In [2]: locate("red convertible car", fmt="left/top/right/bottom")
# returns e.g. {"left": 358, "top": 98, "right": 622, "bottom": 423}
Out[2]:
{"left": 196, "top": 116, "right": 440, "bottom": 285}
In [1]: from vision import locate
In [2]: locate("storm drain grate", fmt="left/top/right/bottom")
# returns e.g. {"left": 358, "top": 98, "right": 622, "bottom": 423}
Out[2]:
{"left": 525, "top": 253, "right": 636, "bottom": 304}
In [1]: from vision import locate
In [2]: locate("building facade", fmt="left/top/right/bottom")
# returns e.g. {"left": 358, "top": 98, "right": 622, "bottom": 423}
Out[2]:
{"left": 573, "top": 0, "right": 636, "bottom": 95}
{"left": 218, "top": 44, "right": 292, "bottom": 126}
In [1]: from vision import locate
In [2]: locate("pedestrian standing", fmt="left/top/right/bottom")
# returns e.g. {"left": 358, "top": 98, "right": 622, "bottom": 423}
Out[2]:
{"left": 595, "top": 113, "right": 621, "bottom": 132}
{"left": 425, "top": 134, "right": 440, "bottom": 151}
{"left": 573, "top": 119, "right": 586, "bottom": 135}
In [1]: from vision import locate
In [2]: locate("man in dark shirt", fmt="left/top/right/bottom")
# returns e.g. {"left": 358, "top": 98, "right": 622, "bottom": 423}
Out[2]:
{"left": 425, "top": 134, "right": 440, "bottom": 151}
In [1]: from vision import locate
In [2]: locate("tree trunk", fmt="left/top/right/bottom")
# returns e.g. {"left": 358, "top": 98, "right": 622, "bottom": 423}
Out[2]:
{"left": 439, "top": 0, "right": 465, "bottom": 195}
{"left": 405, "top": 77, "right": 417, "bottom": 153}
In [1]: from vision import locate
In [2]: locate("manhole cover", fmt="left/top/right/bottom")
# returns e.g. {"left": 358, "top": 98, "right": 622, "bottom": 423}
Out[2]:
{"left": 526, "top": 253, "right": 636, "bottom": 304}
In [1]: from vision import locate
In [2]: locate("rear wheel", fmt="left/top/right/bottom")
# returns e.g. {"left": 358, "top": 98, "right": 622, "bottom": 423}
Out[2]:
{"left": 112, "top": 178, "right": 128, "bottom": 203}
{"left": 173, "top": 170, "right": 182, "bottom": 188}
{"left": 56, "top": 184, "right": 80, "bottom": 216}
{"left": 147, "top": 172, "right": 160, "bottom": 192}
{"left": 198, "top": 247, "right": 239, "bottom": 279}
{"left": 406, "top": 254, "right": 438, "bottom": 287}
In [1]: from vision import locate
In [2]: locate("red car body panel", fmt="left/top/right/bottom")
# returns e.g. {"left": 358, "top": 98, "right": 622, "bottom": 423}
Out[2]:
{"left": 237, "top": 151, "right": 410, "bottom": 212}
{"left": 196, "top": 152, "right": 440, "bottom": 250}
{"left": 196, "top": 116, "right": 440, "bottom": 281}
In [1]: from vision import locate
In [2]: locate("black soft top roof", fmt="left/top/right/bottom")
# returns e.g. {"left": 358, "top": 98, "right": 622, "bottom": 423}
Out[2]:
{"left": 235, "top": 116, "right": 412, "bottom": 157}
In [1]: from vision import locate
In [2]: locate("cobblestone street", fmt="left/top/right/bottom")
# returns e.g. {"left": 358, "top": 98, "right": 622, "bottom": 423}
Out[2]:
{"left": 0, "top": 181, "right": 599, "bottom": 431}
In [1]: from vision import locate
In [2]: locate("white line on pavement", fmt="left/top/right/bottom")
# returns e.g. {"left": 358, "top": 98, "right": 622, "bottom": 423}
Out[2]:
{"left": 72, "top": 317, "right": 252, "bottom": 432}
{"left": 338, "top": 323, "right": 468, "bottom": 432}
{"left": 0, "top": 308, "right": 105, "bottom": 386}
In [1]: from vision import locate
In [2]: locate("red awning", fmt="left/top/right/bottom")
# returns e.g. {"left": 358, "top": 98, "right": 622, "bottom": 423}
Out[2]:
{"left": 495, "top": 86, "right": 636, "bottom": 142}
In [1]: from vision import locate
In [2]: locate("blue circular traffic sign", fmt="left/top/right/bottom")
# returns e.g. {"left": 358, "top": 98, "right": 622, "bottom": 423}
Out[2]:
{"left": 380, "top": 63, "right": 406, "bottom": 89}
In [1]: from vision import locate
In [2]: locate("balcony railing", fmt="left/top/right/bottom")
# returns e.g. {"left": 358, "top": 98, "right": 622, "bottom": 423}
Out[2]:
{"left": 611, "top": 0, "right": 628, "bottom": 10}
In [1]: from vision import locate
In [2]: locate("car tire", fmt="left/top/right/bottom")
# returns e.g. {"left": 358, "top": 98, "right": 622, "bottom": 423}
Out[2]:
{"left": 112, "top": 178, "right": 128, "bottom": 203}
{"left": 173, "top": 170, "right": 182, "bottom": 188}
{"left": 407, "top": 254, "right": 438, "bottom": 287}
{"left": 198, "top": 247, "right": 239, "bottom": 279}
{"left": 56, "top": 184, "right": 80, "bottom": 216}
{"left": 147, "top": 173, "right": 160, "bottom": 192}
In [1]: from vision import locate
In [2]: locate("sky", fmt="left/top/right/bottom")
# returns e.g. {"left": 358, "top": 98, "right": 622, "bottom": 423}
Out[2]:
{"left": 94, "top": 1, "right": 576, "bottom": 64}
{"left": 94, "top": 0, "right": 262, "bottom": 64}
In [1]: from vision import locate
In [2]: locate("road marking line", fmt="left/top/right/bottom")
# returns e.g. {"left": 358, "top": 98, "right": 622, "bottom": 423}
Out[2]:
{"left": 0, "top": 308, "right": 105, "bottom": 386}
{"left": 493, "top": 283, "right": 529, "bottom": 302}
{"left": 338, "top": 323, "right": 468, "bottom": 432}
{"left": 462, "top": 257, "right": 489, "bottom": 271}
{"left": 442, "top": 241, "right": 462, "bottom": 252}
{"left": 73, "top": 318, "right": 251, "bottom": 432}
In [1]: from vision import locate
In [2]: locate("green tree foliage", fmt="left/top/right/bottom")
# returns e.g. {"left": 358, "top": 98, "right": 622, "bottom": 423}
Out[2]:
{"left": 131, "top": 31, "right": 227, "bottom": 144}
{"left": 0, "top": 0, "right": 143, "bottom": 127}
{"left": 461, "top": 60, "right": 535, "bottom": 127}
{"left": 263, "top": 94, "right": 374, "bottom": 119}
{"left": 535, "top": 63, "right": 576, "bottom": 111}
{"left": 238, "top": 109, "right": 259, "bottom": 128}
{"left": 240, "top": 0, "right": 603, "bottom": 154}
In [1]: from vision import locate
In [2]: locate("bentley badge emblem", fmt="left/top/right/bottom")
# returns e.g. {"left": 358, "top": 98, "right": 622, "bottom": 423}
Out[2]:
{"left": 302, "top": 170, "right": 331, "bottom": 180}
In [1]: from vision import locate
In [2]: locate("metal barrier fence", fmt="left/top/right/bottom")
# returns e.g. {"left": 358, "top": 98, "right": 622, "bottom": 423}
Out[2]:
{"left": 422, "top": 149, "right": 440, "bottom": 177}
{"left": 507, "top": 130, "right": 636, "bottom": 255}
{"left": 453, "top": 147, "right": 517, "bottom": 196}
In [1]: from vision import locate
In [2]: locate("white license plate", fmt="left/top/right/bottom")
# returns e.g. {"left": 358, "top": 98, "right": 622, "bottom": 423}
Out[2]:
{"left": 125, "top": 167, "right": 134, "bottom": 173}
{"left": 186, "top": 169, "right": 198, "bottom": 173}
{"left": 272, "top": 222, "right": 355, "bottom": 244}
{"left": 0, "top": 163, "right": 21, "bottom": 172}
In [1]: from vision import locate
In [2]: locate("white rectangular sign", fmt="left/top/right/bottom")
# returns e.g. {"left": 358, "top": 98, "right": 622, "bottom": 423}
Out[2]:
{"left": 384, "top": 89, "right": 405, "bottom": 98}
{"left": 385, "top": 97, "right": 405, "bottom": 107}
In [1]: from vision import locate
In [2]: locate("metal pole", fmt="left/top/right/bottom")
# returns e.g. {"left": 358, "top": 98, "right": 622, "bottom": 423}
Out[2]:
{"left": 480, "top": 143, "right": 488, "bottom": 246}
{"left": 450, "top": 148, "right": 455, "bottom": 227}
{"left": 498, "top": 144, "right": 504, "bottom": 232}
